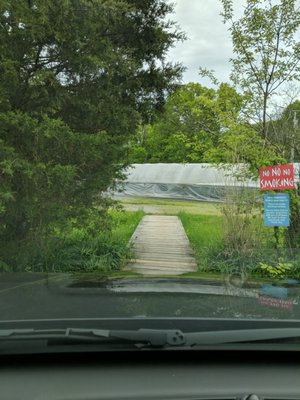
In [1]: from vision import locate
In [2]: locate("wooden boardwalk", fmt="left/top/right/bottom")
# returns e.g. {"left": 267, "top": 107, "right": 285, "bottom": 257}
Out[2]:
{"left": 125, "top": 215, "right": 197, "bottom": 275}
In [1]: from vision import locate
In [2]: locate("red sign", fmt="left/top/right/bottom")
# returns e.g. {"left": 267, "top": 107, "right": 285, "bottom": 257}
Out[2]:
{"left": 259, "top": 164, "right": 294, "bottom": 191}
{"left": 258, "top": 295, "right": 294, "bottom": 311}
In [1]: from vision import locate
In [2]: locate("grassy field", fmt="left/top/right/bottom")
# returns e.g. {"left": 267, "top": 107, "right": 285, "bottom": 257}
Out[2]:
{"left": 179, "top": 212, "right": 224, "bottom": 273}
{"left": 178, "top": 210, "right": 299, "bottom": 280}
{"left": 117, "top": 198, "right": 297, "bottom": 280}
{"left": 115, "top": 198, "right": 226, "bottom": 278}
{"left": 119, "top": 197, "right": 221, "bottom": 215}
{"left": 119, "top": 198, "right": 225, "bottom": 275}
{"left": 53, "top": 209, "right": 145, "bottom": 273}
{"left": 8, "top": 210, "right": 145, "bottom": 274}
{"left": 110, "top": 209, "right": 144, "bottom": 242}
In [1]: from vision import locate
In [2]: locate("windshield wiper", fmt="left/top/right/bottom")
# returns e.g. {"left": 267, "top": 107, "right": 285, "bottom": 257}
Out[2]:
{"left": 0, "top": 328, "right": 185, "bottom": 347}
{"left": 0, "top": 327, "right": 300, "bottom": 348}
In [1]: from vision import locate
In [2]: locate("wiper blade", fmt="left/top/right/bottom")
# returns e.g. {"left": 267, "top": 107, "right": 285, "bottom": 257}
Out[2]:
{"left": 0, "top": 327, "right": 299, "bottom": 348}
{"left": 185, "top": 327, "right": 300, "bottom": 345}
{"left": 0, "top": 328, "right": 185, "bottom": 348}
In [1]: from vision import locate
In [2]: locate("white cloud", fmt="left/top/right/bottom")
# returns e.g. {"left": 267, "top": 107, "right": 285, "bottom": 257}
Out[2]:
{"left": 166, "top": 0, "right": 241, "bottom": 85}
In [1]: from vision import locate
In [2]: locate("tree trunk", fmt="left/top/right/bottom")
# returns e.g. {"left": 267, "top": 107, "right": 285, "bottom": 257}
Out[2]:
{"left": 262, "top": 93, "right": 268, "bottom": 139}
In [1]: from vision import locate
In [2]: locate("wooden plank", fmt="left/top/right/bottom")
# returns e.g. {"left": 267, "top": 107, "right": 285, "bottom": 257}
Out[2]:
{"left": 125, "top": 215, "right": 197, "bottom": 275}
{"left": 125, "top": 262, "right": 196, "bottom": 271}
{"left": 132, "top": 256, "right": 196, "bottom": 263}
{"left": 131, "top": 261, "right": 196, "bottom": 266}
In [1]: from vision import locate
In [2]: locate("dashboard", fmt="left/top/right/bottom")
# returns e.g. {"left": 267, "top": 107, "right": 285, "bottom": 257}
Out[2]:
{"left": 0, "top": 349, "right": 299, "bottom": 400}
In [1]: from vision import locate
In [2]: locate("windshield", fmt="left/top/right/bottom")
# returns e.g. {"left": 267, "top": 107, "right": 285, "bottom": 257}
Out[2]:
{"left": 1, "top": 0, "right": 300, "bottom": 354}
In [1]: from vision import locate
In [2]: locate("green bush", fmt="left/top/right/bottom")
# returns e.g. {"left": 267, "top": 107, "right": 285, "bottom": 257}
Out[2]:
{"left": 258, "top": 261, "right": 293, "bottom": 279}
{"left": 0, "top": 210, "right": 143, "bottom": 273}
{"left": 179, "top": 212, "right": 224, "bottom": 272}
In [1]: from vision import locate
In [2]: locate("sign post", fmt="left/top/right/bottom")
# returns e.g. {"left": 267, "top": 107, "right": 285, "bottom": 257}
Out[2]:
{"left": 259, "top": 164, "right": 294, "bottom": 258}
{"left": 259, "top": 164, "right": 294, "bottom": 191}
{"left": 264, "top": 193, "right": 290, "bottom": 227}
{"left": 259, "top": 164, "right": 294, "bottom": 228}
{"left": 257, "top": 164, "right": 297, "bottom": 310}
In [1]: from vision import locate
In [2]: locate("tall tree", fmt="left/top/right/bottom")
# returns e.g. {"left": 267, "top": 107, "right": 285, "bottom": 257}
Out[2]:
{"left": 267, "top": 100, "right": 300, "bottom": 161}
{"left": 221, "top": 0, "right": 300, "bottom": 139}
{"left": 0, "top": 0, "right": 184, "bottom": 249}
{"left": 129, "top": 82, "right": 244, "bottom": 163}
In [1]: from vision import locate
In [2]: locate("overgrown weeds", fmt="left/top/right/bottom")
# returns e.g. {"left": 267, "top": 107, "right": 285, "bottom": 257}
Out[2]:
{"left": 179, "top": 203, "right": 299, "bottom": 280}
{"left": 0, "top": 209, "right": 144, "bottom": 273}
{"left": 179, "top": 212, "right": 223, "bottom": 273}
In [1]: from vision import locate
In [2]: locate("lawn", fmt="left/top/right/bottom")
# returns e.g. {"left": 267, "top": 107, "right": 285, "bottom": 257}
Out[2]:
{"left": 110, "top": 209, "right": 144, "bottom": 242}
{"left": 4, "top": 209, "right": 145, "bottom": 274}
{"left": 119, "top": 197, "right": 221, "bottom": 215}
{"left": 50, "top": 209, "right": 145, "bottom": 273}
{"left": 118, "top": 198, "right": 225, "bottom": 276}
{"left": 179, "top": 212, "right": 224, "bottom": 273}
{"left": 117, "top": 198, "right": 297, "bottom": 281}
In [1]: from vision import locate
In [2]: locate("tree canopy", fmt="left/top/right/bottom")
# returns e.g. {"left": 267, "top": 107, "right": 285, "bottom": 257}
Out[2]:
{"left": 0, "top": 0, "right": 184, "bottom": 251}
{"left": 129, "top": 82, "right": 245, "bottom": 163}
{"left": 221, "top": 0, "right": 300, "bottom": 139}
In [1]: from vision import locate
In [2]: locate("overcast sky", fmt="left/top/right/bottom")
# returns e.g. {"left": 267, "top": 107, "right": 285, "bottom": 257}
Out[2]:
{"left": 166, "top": 0, "right": 300, "bottom": 110}
{"left": 166, "top": 0, "right": 241, "bottom": 86}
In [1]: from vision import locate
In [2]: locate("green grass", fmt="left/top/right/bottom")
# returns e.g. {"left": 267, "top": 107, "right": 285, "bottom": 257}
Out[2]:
{"left": 119, "top": 197, "right": 221, "bottom": 215}
{"left": 178, "top": 210, "right": 299, "bottom": 281}
{"left": 49, "top": 209, "right": 145, "bottom": 273}
{"left": 110, "top": 209, "right": 144, "bottom": 242}
{"left": 2, "top": 210, "right": 145, "bottom": 274}
{"left": 179, "top": 211, "right": 224, "bottom": 272}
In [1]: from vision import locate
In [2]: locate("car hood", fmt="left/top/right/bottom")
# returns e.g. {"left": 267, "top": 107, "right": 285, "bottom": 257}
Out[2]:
{"left": 0, "top": 273, "right": 299, "bottom": 322}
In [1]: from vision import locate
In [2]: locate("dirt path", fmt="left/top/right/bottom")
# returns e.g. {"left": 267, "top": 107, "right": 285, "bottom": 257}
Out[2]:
{"left": 125, "top": 215, "right": 197, "bottom": 275}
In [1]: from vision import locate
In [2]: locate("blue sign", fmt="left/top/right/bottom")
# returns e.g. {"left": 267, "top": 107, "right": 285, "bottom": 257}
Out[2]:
{"left": 261, "top": 284, "right": 288, "bottom": 299}
{"left": 264, "top": 193, "right": 290, "bottom": 227}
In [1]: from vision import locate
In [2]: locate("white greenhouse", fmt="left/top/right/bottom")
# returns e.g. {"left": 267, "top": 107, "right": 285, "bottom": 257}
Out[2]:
{"left": 112, "top": 163, "right": 300, "bottom": 202}
{"left": 112, "top": 163, "right": 256, "bottom": 202}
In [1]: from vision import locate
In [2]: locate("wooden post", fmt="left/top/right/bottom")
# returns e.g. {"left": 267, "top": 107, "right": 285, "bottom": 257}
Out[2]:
{"left": 274, "top": 226, "right": 280, "bottom": 262}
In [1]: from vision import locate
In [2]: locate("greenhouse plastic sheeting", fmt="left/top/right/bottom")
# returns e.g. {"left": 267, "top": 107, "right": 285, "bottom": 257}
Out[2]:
{"left": 115, "top": 183, "right": 227, "bottom": 202}
{"left": 112, "top": 163, "right": 300, "bottom": 202}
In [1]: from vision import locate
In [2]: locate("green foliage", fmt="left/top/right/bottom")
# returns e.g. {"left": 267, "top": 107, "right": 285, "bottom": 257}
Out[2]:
{"left": 129, "top": 82, "right": 245, "bottom": 163}
{"left": 220, "top": 0, "right": 300, "bottom": 138}
{"left": 179, "top": 209, "right": 265, "bottom": 276}
{"left": 204, "top": 125, "right": 286, "bottom": 177}
{"left": 0, "top": 112, "right": 116, "bottom": 242}
{"left": 219, "top": 0, "right": 300, "bottom": 254}
{"left": 0, "top": 0, "right": 183, "bottom": 270}
{"left": 179, "top": 212, "right": 224, "bottom": 272}
{"left": 0, "top": 0, "right": 183, "bottom": 122}
{"left": 129, "top": 81, "right": 283, "bottom": 169}
{"left": 0, "top": 260, "right": 12, "bottom": 272}
{"left": 266, "top": 103, "right": 300, "bottom": 250}
{"left": 179, "top": 209, "right": 296, "bottom": 278}
{"left": 1, "top": 210, "right": 143, "bottom": 273}
{"left": 259, "top": 261, "right": 293, "bottom": 279}
{"left": 267, "top": 100, "right": 300, "bottom": 162}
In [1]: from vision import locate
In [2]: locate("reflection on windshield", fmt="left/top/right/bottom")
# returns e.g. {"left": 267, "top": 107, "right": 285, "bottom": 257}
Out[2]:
{"left": 0, "top": 0, "right": 300, "bottom": 339}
